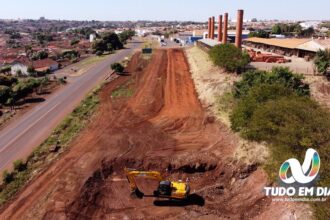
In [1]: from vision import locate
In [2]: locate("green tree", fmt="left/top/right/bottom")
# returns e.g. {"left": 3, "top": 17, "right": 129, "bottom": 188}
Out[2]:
{"left": 2, "top": 170, "right": 14, "bottom": 184}
{"left": 6, "top": 97, "right": 15, "bottom": 110}
{"left": 70, "top": 39, "right": 80, "bottom": 46}
{"left": 95, "top": 51, "right": 103, "bottom": 56}
{"left": 208, "top": 44, "right": 250, "bottom": 73}
{"left": 24, "top": 45, "right": 33, "bottom": 60}
{"left": 32, "top": 50, "right": 48, "bottom": 60}
{"left": 92, "top": 32, "right": 123, "bottom": 53}
{"left": 300, "top": 27, "right": 314, "bottom": 37}
{"left": 62, "top": 50, "right": 79, "bottom": 59}
{"left": 314, "top": 49, "right": 330, "bottom": 75}
{"left": 0, "top": 66, "right": 12, "bottom": 74}
{"left": 248, "top": 30, "right": 269, "bottom": 38}
{"left": 0, "top": 74, "right": 17, "bottom": 86}
{"left": 111, "top": 63, "right": 124, "bottom": 74}
{"left": 230, "top": 83, "right": 295, "bottom": 132}
{"left": 118, "top": 30, "right": 135, "bottom": 44}
{"left": 13, "top": 160, "right": 27, "bottom": 172}
{"left": 233, "top": 67, "right": 310, "bottom": 99}
{"left": 12, "top": 78, "right": 42, "bottom": 102}
{"left": 0, "top": 85, "right": 11, "bottom": 104}
{"left": 272, "top": 24, "right": 282, "bottom": 34}
{"left": 245, "top": 96, "right": 330, "bottom": 152}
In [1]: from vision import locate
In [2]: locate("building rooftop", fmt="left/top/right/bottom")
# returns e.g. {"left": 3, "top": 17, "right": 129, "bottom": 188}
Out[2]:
{"left": 198, "top": 38, "right": 221, "bottom": 47}
{"left": 32, "top": 58, "right": 58, "bottom": 69}
{"left": 244, "top": 37, "right": 310, "bottom": 49}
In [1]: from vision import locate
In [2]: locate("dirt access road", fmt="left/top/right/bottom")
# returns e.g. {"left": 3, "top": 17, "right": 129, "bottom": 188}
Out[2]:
{"left": 0, "top": 49, "right": 310, "bottom": 219}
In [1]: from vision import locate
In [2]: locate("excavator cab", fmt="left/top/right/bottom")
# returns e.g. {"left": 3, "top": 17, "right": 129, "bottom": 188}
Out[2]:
{"left": 125, "top": 168, "right": 190, "bottom": 200}
{"left": 155, "top": 180, "right": 190, "bottom": 199}
{"left": 157, "top": 181, "right": 172, "bottom": 196}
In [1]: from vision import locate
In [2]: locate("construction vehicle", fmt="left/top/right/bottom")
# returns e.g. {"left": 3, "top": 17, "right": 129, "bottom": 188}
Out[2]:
{"left": 124, "top": 168, "right": 190, "bottom": 200}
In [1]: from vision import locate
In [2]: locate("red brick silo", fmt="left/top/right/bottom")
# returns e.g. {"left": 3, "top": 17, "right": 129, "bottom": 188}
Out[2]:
{"left": 208, "top": 17, "right": 211, "bottom": 38}
{"left": 218, "top": 15, "right": 223, "bottom": 42}
{"left": 211, "top": 16, "right": 215, "bottom": 39}
{"left": 222, "top": 13, "right": 228, "bottom": 44}
{"left": 235, "top": 10, "right": 244, "bottom": 48}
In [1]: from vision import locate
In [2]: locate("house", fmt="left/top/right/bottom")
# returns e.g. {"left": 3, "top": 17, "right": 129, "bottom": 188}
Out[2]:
{"left": 33, "top": 58, "right": 59, "bottom": 72}
{"left": 89, "top": 34, "right": 96, "bottom": 43}
{"left": 11, "top": 58, "right": 59, "bottom": 75}
{"left": 11, "top": 62, "right": 29, "bottom": 75}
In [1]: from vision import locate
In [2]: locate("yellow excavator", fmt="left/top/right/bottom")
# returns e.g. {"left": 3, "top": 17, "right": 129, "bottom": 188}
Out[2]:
{"left": 124, "top": 168, "right": 190, "bottom": 200}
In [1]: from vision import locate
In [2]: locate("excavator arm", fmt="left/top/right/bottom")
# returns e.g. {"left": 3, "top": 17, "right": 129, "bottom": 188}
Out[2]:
{"left": 124, "top": 168, "right": 163, "bottom": 193}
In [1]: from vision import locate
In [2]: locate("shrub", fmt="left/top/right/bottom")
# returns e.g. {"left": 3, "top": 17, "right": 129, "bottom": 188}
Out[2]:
{"left": 233, "top": 67, "right": 309, "bottom": 99}
{"left": 13, "top": 160, "right": 27, "bottom": 172}
{"left": 314, "top": 49, "right": 330, "bottom": 75}
{"left": 230, "top": 83, "right": 295, "bottom": 132}
{"left": 209, "top": 44, "right": 250, "bottom": 73}
{"left": 0, "top": 74, "right": 18, "bottom": 87}
{"left": 118, "top": 29, "right": 135, "bottom": 44}
{"left": 31, "top": 50, "right": 48, "bottom": 60}
{"left": 12, "top": 78, "right": 42, "bottom": 101}
{"left": 245, "top": 96, "right": 330, "bottom": 150}
{"left": 0, "top": 66, "right": 11, "bottom": 74}
{"left": 70, "top": 39, "right": 80, "bottom": 46}
{"left": 0, "top": 85, "right": 11, "bottom": 104}
{"left": 62, "top": 50, "right": 79, "bottom": 59}
{"left": 92, "top": 32, "right": 123, "bottom": 53}
{"left": 2, "top": 170, "right": 14, "bottom": 184}
{"left": 111, "top": 63, "right": 124, "bottom": 74}
{"left": 95, "top": 51, "right": 103, "bottom": 56}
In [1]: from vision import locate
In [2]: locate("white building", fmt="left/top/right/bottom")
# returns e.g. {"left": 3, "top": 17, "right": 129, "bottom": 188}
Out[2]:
{"left": 11, "top": 62, "right": 28, "bottom": 75}
{"left": 89, "top": 34, "right": 96, "bottom": 43}
{"left": 11, "top": 58, "right": 59, "bottom": 76}
{"left": 299, "top": 21, "right": 321, "bottom": 29}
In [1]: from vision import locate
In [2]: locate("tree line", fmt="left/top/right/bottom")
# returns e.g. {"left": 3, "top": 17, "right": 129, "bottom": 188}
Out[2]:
{"left": 92, "top": 30, "right": 135, "bottom": 55}
{"left": 0, "top": 75, "right": 49, "bottom": 108}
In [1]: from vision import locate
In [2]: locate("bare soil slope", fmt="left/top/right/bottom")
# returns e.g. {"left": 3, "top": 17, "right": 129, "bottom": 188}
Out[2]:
{"left": 0, "top": 49, "right": 310, "bottom": 219}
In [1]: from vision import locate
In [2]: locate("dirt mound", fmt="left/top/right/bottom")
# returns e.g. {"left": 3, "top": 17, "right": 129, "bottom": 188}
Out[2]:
{"left": 0, "top": 49, "right": 311, "bottom": 219}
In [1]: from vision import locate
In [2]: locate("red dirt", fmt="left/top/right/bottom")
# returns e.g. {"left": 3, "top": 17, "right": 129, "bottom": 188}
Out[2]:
{"left": 0, "top": 49, "right": 309, "bottom": 219}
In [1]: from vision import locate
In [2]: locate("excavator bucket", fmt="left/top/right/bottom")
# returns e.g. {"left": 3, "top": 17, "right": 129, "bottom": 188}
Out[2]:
{"left": 130, "top": 188, "right": 144, "bottom": 199}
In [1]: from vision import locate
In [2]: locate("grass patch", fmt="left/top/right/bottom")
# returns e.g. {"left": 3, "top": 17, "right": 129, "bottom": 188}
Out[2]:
{"left": 215, "top": 92, "right": 236, "bottom": 127}
{"left": 111, "top": 81, "right": 134, "bottom": 98}
{"left": 0, "top": 84, "right": 102, "bottom": 206}
{"left": 76, "top": 55, "right": 109, "bottom": 68}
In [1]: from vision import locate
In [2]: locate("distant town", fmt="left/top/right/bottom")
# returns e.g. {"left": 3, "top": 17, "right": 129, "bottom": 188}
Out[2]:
{"left": 0, "top": 17, "right": 329, "bottom": 74}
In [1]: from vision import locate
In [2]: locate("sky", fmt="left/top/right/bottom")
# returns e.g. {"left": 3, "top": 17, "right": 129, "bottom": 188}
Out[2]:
{"left": 0, "top": 0, "right": 329, "bottom": 22}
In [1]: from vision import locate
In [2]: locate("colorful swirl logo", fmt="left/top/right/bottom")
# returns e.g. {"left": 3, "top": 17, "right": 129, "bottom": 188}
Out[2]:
{"left": 279, "top": 148, "right": 320, "bottom": 184}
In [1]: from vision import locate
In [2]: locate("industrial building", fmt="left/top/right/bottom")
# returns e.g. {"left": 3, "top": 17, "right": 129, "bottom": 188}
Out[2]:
{"left": 243, "top": 37, "right": 330, "bottom": 59}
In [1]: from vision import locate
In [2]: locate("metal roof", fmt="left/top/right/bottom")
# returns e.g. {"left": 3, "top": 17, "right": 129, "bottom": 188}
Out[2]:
{"left": 198, "top": 38, "right": 221, "bottom": 47}
{"left": 244, "top": 37, "right": 310, "bottom": 49}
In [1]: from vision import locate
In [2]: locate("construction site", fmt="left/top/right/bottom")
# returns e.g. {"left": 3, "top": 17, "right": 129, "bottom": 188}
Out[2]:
{"left": 0, "top": 43, "right": 314, "bottom": 218}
